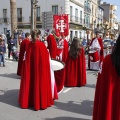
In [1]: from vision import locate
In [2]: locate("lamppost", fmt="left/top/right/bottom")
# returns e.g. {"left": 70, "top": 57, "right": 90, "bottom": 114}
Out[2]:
{"left": 31, "top": 0, "right": 38, "bottom": 31}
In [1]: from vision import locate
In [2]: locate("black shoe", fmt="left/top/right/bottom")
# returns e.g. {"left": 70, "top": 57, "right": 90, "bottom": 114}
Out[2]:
{"left": 3, "top": 64, "right": 5, "bottom": 67}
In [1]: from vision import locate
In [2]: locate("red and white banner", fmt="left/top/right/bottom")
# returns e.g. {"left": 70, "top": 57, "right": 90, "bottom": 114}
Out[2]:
{"left": 53, "top": 14, "right": 69, "bottom": 37}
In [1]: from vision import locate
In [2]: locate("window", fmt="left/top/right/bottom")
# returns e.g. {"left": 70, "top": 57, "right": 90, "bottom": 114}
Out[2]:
{"left": 52, "top": 5, "right": 58, "bottom": 14}
{"left": 85, "top": 1, "right": 87, "bottom": 7}
{"left": 17, "top": 8, "right": 22, "bottom": 22}
{"left": 84, "top": 15, "right": 86, "bottom": 24}
{"left": 70, "top": 6, "right": 72, "bottom": 17}
{"left": 80, "top": 11, "right": 82, "bottom": 23}
{"left": 17, "top": 8, "right": 22, "bottom": 18}
{"left": 3, "top": 9, "right": 7, "bottom": 22}
{"left": 79, "top": 31, "right": 82, "bottom": 38}
{"left": 75, "top": 31, "right": 78, "bottom": 37}
{"left": 36, "top": 7, "right": 40, "bottom": 21}
{"left": 75, "top": 8, "right": 78, "bottom": 22}
{"left": 3, "top": 9, "right": 7, "bottom": 18}
{"left": 92, "top": 5, "right": 94, "bottom": 15}
{"left": 88, "top": 3, "right": 90, "bottom": 8}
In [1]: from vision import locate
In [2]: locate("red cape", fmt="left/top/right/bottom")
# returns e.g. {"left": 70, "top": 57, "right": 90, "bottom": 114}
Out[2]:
{"left": 17, "top": 39, "right": 30, "bottom": 76}
{"left": 65, "top": 48, "right": 86, "bottom": 87}
{"left": 19, "top": 40, "right": 54, "bottom": 110}
{"left": 55, "top": 40, "right": 68, "bottom": 92}
{"left": 88, "top": 37, "right": 104, "bottom": 69}
{"left": 93, "top": 55, "right": 120, "bottom": 120}
{"left": 47, "top": 34, "right": 57, "bottom": 59}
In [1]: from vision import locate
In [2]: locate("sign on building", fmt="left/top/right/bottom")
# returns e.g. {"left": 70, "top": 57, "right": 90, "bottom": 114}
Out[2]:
{"left": 42, "top": 11, "right": 54, "bottom": 31}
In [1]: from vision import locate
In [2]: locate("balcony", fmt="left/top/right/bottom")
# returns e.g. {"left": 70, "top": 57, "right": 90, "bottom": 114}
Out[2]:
{"left": 84, "top": 23, "right": 91, "bottom": 29}
{"left": 0, "top": 18, "right": 10, "bottom": 24}
{"left": 0, "top": 18, "right": 3, "bottom": 23}
{"left": 36, "top": 16, "right": 41, "bottom": 22}
{"left": 110, "top": 13, "right": 117, "bottom": 19}
{"left": 110, "top": 5, "right": 117, "bottom": 11}
{"left": 70, "top": 16, "right": 84, "bottom": 25}
{"left": 17, "top": 17, "right": 24, "bottom": 22}
{"left": 3, "top": 18, "right": 8, "bottom": 23}
{"left": 98, "top": 14, "right": 103, "bottom": 19}
{"left": 110, "top": 22, "right": 115, "bottom": 28}
{"left": 29, "top": 16, "right": 42, "bottom": 23}
{"left": 84, "top": 6, "right": 91, "bottom": 14}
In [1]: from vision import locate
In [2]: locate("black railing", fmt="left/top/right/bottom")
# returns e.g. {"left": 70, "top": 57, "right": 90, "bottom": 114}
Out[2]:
{"left": 70, "top": 16, "right": 84, "bottom": 24}
{"left": 29, "top": 16, "right": 42, "bottom": 22}
{"left": 0, "top": 18, "right": 9, "bottom": 23}
{"left": 3, "top": 18, "right": 8, "bottom": 23}
{"left": 17, "top": 17, "right": 24, "bottom": 22}
{"left": 36, "top": 17, "right": 41, "bottom": 22}
{"left": 84, "top": 6, "right": 91, "bottom": 13}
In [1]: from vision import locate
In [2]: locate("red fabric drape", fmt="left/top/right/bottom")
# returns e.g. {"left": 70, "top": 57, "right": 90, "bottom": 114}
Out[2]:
{"left": 93, "top": 55, "right": 120, "bottom": 120}
{"left": 19, "top": 40, "right": 54, "bottom": 110}
{"left": 17, "top": 39, "right": 30, "bottom": 76}
{"left": 47, "top": 34, "right": 57, "bottom": 59}
{"left": 65, "top": 48, "right": 86, "bottom": 87}
{"left": 55, "top": 40, "right": 68, "bottom": 92}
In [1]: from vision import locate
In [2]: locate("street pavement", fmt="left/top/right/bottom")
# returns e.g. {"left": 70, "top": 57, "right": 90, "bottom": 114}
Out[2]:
{"left": 0, "top": 56, "right": 98, "bottom": 120}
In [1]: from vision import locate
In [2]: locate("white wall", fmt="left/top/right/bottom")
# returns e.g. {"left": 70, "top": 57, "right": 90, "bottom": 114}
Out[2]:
{"left": 0, "top": 0, "right": 84, "bottom": 39}
{"left": 69, "top": 1, "right": 84, "bottom": 39}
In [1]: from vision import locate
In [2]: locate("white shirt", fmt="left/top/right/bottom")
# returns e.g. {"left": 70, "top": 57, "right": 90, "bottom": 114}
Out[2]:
{"left": 90, "top": 38, "right": 101, "bottom": 50}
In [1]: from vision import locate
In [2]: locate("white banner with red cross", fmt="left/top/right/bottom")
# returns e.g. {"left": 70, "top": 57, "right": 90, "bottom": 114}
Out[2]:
{"left": 53, "top": 14, "right": 69, "bottom": 37}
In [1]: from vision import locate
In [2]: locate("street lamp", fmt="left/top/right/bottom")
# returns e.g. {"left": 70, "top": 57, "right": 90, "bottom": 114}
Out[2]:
{"left": 31, "top": 0, "right": 38, "bottom": 31}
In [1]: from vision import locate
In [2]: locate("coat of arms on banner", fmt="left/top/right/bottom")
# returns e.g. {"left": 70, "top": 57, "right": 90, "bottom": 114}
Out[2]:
{"left": 53, "top": 14, "right": 69, "bottom": 37}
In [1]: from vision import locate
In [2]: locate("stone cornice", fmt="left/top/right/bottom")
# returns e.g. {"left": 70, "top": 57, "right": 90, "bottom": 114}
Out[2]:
{"left": 70, "top": 0, "right": 84, "bottom": 8}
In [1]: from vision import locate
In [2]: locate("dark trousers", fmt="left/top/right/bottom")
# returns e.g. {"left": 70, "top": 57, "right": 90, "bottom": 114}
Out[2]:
{"left": 8, "top": 48, "right": 12, "bottom": 58}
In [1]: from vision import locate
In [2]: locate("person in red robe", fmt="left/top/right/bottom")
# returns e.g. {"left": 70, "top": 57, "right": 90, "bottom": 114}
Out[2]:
{"left": 54, "top": 34, "right": 69, "bottom": 92}
{"left": 65, "top": 37, "right": 86, "bottom": 87}
{"left": 17, "top": 32, "right": 31, "bottom": 76}
{"left": 19, "top": 30, "right": 57, "bottom": 111}
{"left": 92, "top": 34, "right": 120, "bottom": 120}
{"left": 88, "top": 31, "right": 104, "bottom": 70}
{"left": 47, "top": 30, "right": 57, "bottom": 59}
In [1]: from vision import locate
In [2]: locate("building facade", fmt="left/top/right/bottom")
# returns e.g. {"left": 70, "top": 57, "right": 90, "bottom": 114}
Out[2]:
{"left": 90, "top": 0, "right": 99, "bottom": 38}
{"left": 100, "top": 2, "right": 117, "bottom": 29}
{"left": 84, "top": 0, "right": 91, "bottom": 39}
{"left": 0, "top": 0, "right": 85, "bottom": 41}
{"left": 100, "top": 2, "right": 118, "bottom": 38}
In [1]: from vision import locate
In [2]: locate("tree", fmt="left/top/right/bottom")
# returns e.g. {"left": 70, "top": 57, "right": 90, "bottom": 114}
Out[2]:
{"left": 10, "top": 0, "right": 17, "bottom": 35}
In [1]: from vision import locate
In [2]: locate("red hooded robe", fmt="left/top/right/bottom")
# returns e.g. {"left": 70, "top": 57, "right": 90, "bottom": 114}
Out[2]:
{"left": 19, "top": 40, "right": 54, "bottom": 110}
{"left": 93, "top": 55, "right": 120, "bottom": 120}
{"left": 47, "top": 34, "right": 57, "bottom": 59}
{"left": 65, "top": 48, "right": 86, "bottom": 87}
{"left": 55, "top": 39, "right": 68, "bottom": 92}
{"left": 17, "top": 38, "right": 30, "bottom": 76}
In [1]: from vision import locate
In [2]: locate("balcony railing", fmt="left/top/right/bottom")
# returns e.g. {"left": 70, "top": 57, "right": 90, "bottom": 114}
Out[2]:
{"left": 17, "top": 17, "right": 24, "bottom": 22}
{"left": 29, "top": 16, "right": 42, "bottom": 22}
{"left": 0, "top": 17, "right": 10, "bottom": 23}
{"left": 84, "top": 6, "right": 91, "bottom": 14}
{"left": 0, "top": 18, "right": 2, "bottom": 23}
{"left": 3, "top": 18, "right": 8, "bottom": 23}
{"left": 70, "top": 16, "right": 84, "bottom": 25}
{"left": 36, "top": 16, "right": 41, "bottom": 22}
{"left": 98, "top": 14, "right": 103, "bottom": 19}
{"left": 84, "top": 23, "right": 91, "bottom": 29}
